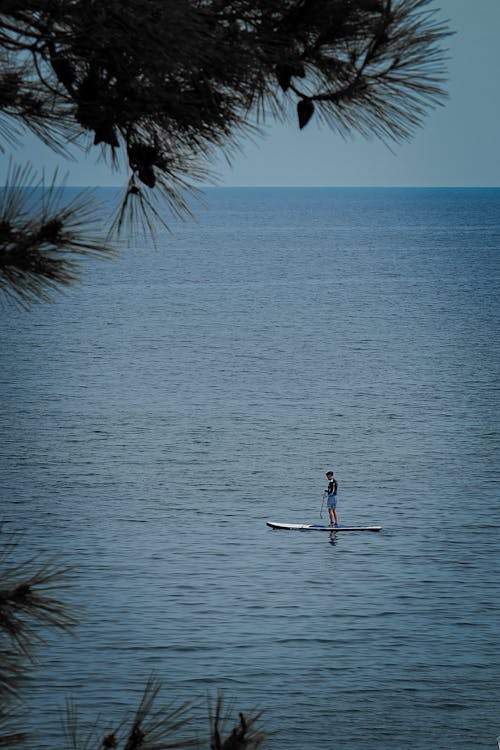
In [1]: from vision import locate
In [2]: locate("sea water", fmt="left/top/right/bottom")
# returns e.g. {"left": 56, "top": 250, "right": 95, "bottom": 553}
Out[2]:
{"left": 1, "top": 187, "right": 499, "bottom": 749}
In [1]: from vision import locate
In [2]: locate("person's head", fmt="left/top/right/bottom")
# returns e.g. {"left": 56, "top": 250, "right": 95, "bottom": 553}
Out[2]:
{"left": 326, "top": 471, "right": 334, "bottom": 479}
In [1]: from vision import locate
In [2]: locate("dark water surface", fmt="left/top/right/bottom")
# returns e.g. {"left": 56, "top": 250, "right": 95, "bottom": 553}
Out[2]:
{"left": 1, "top": 188, "right": 499, "bottom": 748}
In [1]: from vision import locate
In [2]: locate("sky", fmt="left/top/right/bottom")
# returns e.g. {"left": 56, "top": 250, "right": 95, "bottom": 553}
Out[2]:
{"left": 3, "top": 0, "right": 500, "bottom": 188}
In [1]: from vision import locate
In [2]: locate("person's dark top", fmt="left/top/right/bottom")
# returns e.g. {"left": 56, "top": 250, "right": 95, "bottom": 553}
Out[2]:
{"left": 327, "top": 478, "right": 338, "bottom": 496}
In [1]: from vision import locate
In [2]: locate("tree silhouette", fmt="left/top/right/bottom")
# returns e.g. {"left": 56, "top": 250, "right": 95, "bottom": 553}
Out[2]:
{"left": 0, "top": 0, "right": 450, "bottom": 304}
{"left": 0, "top": 530, "right": 265, "bottom": 749}
{"left": 0, "top": 532, "right": 76, "bottom": 746}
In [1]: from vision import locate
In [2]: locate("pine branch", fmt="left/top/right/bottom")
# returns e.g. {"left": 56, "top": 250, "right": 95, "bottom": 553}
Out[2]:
{"left": 279, "top": 0, "right": 451, "bottom": 140}
{"left": 209, "top": 694, "right": 265, "bottom": 750}
{"left": 0, "top": 530, "right": 269, "bottom": 750}
{"left": 0, "top": 162, "right": 115, "bottom": 307}
{"left": 61, "top": 677, "right": 199, "bottom": 750}
{"left": 0, "top": 526, "right": 77, "bottom": 747}
{"left": 0, "top": 0, "right": 451, "bottom": 296}
{"left": 0, "top": 53, "right": 75, "bottom": 153}
{"left": 123, "top": 676, "right": 198, "bottom": 750}
{"left": 0, "top": 543, "right": 77, "bottom": 662}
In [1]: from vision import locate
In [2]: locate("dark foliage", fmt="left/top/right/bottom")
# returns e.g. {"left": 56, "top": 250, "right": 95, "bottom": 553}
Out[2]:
{"left": 0, "top": 530, "right": 265, "bottom": 749}
{"left": 0, "top": 530, "right": 77, "bottom": 746}
{"left": 0, "top": 0, "right": 450, "bottom": 303}
{"left": 209, "top": 694, "right": 265, "bottom": 750}
{"left": 0, "top": 162, "right": 114, "bottom": 306}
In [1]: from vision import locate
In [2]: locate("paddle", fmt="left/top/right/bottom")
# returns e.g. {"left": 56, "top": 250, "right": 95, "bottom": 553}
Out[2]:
{"left": 320, "top": 491, "right": 327, "bottom": 518}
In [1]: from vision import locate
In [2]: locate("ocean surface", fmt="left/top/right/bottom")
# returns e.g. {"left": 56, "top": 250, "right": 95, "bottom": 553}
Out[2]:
{"left": 1, "top": 187, "right": 499, "bottom": 749}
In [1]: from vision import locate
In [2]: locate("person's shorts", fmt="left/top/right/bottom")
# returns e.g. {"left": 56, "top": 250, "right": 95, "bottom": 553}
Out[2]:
{"left": 327, "top": 495, "right": 337, "bottom": 509}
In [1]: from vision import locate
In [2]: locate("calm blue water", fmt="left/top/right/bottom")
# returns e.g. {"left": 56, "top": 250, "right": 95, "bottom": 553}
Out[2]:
{"left": 1, "top": 188, "right": 499, "bottom": 749}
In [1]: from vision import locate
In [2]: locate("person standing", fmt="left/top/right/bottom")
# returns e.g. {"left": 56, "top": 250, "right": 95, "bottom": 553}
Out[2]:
{"left": 325, "top": 471, "right": 338, "bottom": 527}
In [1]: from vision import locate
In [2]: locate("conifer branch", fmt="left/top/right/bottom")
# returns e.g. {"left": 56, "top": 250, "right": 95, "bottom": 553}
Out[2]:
{"left": 0, "top": 162, "right": 114, "bottom": 307}
{"left": 0, "top": 528, "right": 77, "bottom": 746}
{"left": 209, "top": 694, "right": 265, "bottom": 750}
{"left": 0, "top": 538, "right": 77, "bottom": 663}
{"left": 0, "top": 0, "right": 451, "bottom": 296}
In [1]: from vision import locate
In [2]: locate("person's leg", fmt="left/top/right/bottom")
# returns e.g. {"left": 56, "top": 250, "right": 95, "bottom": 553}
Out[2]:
{"left": 328, "top": 497, "right": 338, "bottom": 526}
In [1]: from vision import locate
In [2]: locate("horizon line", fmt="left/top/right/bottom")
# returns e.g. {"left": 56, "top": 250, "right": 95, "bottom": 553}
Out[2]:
{"left": 24, "top": 184, "right": 500, "bottom": 190}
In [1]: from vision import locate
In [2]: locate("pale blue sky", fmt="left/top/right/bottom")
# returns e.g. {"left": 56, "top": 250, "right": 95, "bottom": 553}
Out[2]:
{"left": 4, "top": 0, "right": 500, "bottom": 187}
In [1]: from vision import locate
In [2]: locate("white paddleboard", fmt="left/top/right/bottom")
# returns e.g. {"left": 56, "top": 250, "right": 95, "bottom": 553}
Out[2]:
{"left": 267, "top": 521, "right": 382, "bottom": 532}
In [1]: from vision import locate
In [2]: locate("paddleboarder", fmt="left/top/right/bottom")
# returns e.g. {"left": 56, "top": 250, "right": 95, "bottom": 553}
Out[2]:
{"left": 325, "top": 471, "right": 338, "bottom": 527}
